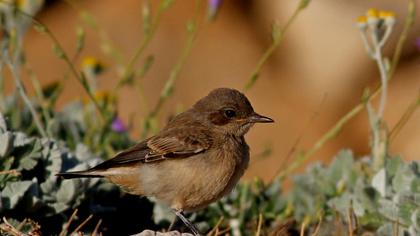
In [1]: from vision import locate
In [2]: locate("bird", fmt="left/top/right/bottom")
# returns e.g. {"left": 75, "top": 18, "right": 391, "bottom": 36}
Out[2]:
{"left": 56, "top": 88, "right": 274, "bottom": 235}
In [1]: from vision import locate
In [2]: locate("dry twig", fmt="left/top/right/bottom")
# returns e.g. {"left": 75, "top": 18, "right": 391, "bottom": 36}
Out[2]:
{"left": 1, "top": 217, "right": 28, "bottom": 236}
{"left": 91, "top": 219, "right": 102, "bottom": 236}
{"left": 347, "top": 206, "right": 355, "bottom": 236}
{"left": 69, "top": 214, "right": 93, "bottom": 235}
{"left": 0, "top": 169, "right": 21, "bottom": 176}
{"left": 59, "top": 209, "right": 78, "bottom": 236}
{"left": 311, "top": 214, "right": 323, "bottom": 236}
{"left": 299, "top": 221, "right": 306, "bottom": 236}
{"left": 206, "top": 216, "right": 224, "bottom": 236}
{"left": 255, "top": 214, "right": 264, "bottom": 236}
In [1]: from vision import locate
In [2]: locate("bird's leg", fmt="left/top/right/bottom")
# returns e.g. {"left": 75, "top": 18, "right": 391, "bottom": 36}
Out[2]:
{"left": 172, "top": 209, "right": 202, "bottom": 236}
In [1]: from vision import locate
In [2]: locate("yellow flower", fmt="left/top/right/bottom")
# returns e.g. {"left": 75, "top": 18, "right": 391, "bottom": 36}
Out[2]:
{"left": 379, "top": 10, "right": 396, "bottom": 26}
{"left": 82, "top": 90, "right": 115, "bottom": 106}
{"left": 81, "top": 56, "right": 105, "bottom": 76}
{"left": 357, "top": 15, "right": 367, "bottom": 29}
{"left": 367, "top": 8, "right": 379, "bottom": 18}
{"left": 94, "top": 90, "right": 108, "bottom": 100}
{"left": 379, "top": 11, "right": 395, "bottom": 19}
{"left": 357, "top": 15, "right": 367, "bottom": 23}
{"left": 16, "top": 0, "right": 24, "bottom": 7}
{"left": 16, "top": 0, "right": 44, "bottom": 16}
{"left": 81, "top": 56, "right": 99, "bottom": 67}
{"left": 366, "top": 8, "right": 380, "bottom": 29}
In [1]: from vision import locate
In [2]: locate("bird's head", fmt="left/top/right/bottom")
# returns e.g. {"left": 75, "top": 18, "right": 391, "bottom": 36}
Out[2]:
{"left": 193, "top": 88, "right": 274, "bottom": 136}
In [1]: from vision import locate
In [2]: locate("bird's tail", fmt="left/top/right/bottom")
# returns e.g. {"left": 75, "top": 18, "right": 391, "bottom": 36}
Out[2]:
{"left": 56, "top": 170, "right": 104, "bottom": 179}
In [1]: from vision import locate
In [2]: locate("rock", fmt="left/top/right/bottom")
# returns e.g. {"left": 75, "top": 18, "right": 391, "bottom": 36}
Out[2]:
{"left": 131, "top": 230, "right": 194, "bottom": 236}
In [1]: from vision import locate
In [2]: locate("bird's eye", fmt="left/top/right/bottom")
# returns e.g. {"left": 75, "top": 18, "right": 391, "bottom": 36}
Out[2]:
{"left": 224, "top": 109, "right": 236, "bottom": 118}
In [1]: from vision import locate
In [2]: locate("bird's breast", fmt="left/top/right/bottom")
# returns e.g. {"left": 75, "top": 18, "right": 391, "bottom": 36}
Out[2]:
{"left": 140, "top": 137, "right": 249, "bottom": 212}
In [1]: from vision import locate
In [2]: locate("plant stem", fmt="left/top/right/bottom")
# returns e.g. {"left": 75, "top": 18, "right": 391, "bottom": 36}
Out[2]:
{"left": 0, "top": 60, "right": 4, "bottom": 110}
{"left": 277, "top": 103, "right": 364, "bottom": 180}
{"left": 374, "top": 48, "right": 388, "bottom": 120}
{"left": 255, "top": 214, "right": 263, "bottom": 236}
{"left": 388, "top": 0, "right": 416, "bottom": 81}
{"left": 119, "top": 0, "right": 170, "bottom": 85}
{"left": 244, "top": 0, "right": 309, "bottom": 90}
{"left": 275, "top": 0, "right": 415, "bottom": 181}
{"left": 65, "top": 0, "right": 124, "bottom": 64}
{"left": 16, "top": 10, "right": 106, "bottom": 123}
{"left": 369, "top": 39, "right": 389, "bottom": 170}
{"left": 141, "top": 0, "right": 202, "bottom": 137}
{"left": 6, "top": 59, "right": 47, "bottom": 138}
{"left": 44, "top": 31, "right": 106, "bottom": 122}
{"left": 389, "top": 91, "right": 420, "bottom": 142}
{"left": 27, "top": 65, "right": 53, "bottom": 136}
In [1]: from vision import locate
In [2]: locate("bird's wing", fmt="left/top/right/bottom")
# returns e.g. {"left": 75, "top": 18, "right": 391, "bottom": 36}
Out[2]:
{"left": 145, "top": 127, "right": 212, "bottom": 162}
{"left": 89, "top": 127, "right": 213, "bottom": 171}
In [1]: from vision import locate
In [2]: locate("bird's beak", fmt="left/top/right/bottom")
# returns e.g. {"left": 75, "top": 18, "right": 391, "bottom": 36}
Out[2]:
{"left": 248, "top": 112, "right": 274, "bottom": 123}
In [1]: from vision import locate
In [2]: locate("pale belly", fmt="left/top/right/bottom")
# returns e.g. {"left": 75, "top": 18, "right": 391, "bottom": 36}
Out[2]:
{"left": 139, "top": 150, "right": 249, "bottom": 211}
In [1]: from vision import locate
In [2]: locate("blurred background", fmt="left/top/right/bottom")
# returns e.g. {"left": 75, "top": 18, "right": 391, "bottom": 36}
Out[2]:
{"left": 4, "top": 0, "right": 420, "bottom": 181}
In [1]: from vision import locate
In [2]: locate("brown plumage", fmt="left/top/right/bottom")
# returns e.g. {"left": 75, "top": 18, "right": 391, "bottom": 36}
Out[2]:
{"left": 57, "top": 88, "right": 274, "bottom": 235}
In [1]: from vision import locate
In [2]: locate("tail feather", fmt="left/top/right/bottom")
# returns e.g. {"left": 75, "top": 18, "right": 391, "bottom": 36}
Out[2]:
{"left": 56, "top": 170, "right": 104, "bottom": 179}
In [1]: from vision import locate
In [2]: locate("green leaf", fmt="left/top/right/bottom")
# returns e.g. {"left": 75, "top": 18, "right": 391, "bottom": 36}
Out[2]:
{"left": 18, "top": 155, "right": 38, "bottom": 171}
{"left": 40, "top": 177, "right": 57, "bottom": 195}
{"left": 328, "top": 194, "right": 353, "bottom": 216}
{"left": 329, "top": 150, "right": 354, "bottom": 179}
{"left": 160, "top": 0, "right": 174, "bottom": 10}
{"left": 372, "top": 168, "right": 387, "bottom": 197}
{"left": 298, "top": 0, "right": 311, "bottom": 10}
{"left": 264, "top": 178, "right": 282, "bottom": 198}
{"left": 33, "top": 24, "right": 47, "bottom": 33}
{"left": 41, "top": 81, "right": 61, "bottom": 99}
{"left": 412, "top": 178, "right": 420, "bottom": 193}
{"left": 0, "top": 132, "right": 13, "bottom": 157}
{"left": 186, "top": 21, "right": 195, "bottom": 33}
{"left": 352, "top": 197, "right": 365, "bottom": 216}
{"left": 411, "top": 209, "right": 420, "bottom": 232}
{"left": 56, "top": 180, "right": 77, "bottom": 204}
{"left": 376, "top": 222, "right": 405, "bottom": 236}
{"left": 44, "top": 142, "right": 64, "bottom": 174}
{"left": 76, "top": 27, "right": 85, "bottom": 53}
{"left": 12, "top": 132, "right": 33, "bottom": 147}
{"left": 49, "top": 202, "right": 68, "bottom": 214}
{"left": 1, "top": 181, "right": 33, "bottom": 209}
{"left": 138, "top": 55, "right": 154, "bottom": 78}
{"left": 378, "top": 199, "right": 398, "bottom": 223}
{"left": 393, "top": 191, "right": 418, "bottom": 225}
{"left": 0, "top": 112, "right": 7, "bottom": 131}
{"left": 75, "top": 143, "right": 95, "bottom": 161}
{"left": 80, "top": 11, "right": 97, "bottom": 28}
{"left": 142, "top": 0, "right": 151, "bottom": 35}
{"left": 358, "top": 211, "right": 384, "bottom": 227}
{"left": 0, "top": 156, "right": 14, "bottom": 172}
{"left": 385, "top": 156, "right": 403, "bottom": 178}
{"left": 271, "top": 23, "right": 282, "bottom": 41}
{"left": 28, "top": 138, "right": 43, "bottom": 158}
{"left": 392, "top": 163, "right": 415, "bottom": 193}
{"left": 355, "top": 181, "right": 379, "bottom": 213}
{"left": 52, "top": 45, "right": 65, "bottom": 59}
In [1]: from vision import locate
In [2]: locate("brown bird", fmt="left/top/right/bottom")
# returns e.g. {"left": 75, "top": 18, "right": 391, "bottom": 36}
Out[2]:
{"left": 57, "top": 88, "right": 273, "bottom": 235}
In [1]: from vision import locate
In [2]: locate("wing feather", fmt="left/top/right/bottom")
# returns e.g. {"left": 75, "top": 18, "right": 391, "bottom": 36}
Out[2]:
{"left": 89, "top": 127, "right": 213, "bottom": 171}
